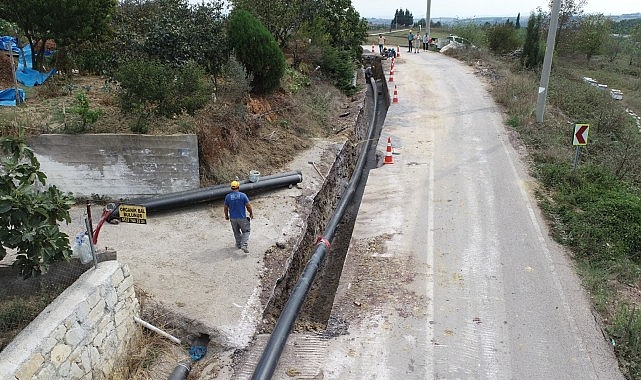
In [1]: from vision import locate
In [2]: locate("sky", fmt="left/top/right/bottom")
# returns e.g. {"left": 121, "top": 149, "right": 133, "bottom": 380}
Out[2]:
{"left": 351, "top": 0, "right": 640, "bottom": 19}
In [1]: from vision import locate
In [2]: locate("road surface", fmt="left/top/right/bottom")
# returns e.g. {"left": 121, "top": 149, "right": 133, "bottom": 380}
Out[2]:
{"left": 258, "top": 49, "right": 624, "bottom": 379}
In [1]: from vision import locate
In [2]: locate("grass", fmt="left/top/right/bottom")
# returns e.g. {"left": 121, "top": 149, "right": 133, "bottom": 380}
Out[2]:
{"left": 0, "top": 286, "right": 63, "bottom": 351}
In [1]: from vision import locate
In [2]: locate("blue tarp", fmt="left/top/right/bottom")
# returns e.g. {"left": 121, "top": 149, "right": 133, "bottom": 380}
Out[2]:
{"left": 0, "top": 88, "right": 26, "bottom": 106}
{"left": 1, "top": 36, "right": 56, "bottom": 88}
{"left": 16, "top": 68, "right": 56, "bottom": 86}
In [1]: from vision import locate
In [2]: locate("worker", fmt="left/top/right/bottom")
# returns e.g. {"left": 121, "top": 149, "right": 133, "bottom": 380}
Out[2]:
{"left": 223, "top": 180, "right": 254, "bottom": 253}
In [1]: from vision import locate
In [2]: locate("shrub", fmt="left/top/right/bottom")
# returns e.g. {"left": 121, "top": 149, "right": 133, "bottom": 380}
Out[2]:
{"left": 115, "top": 58, "right": 169, "bottom": 115}
{"left": 486, "top": 24, "right": 521, "bottom": 54}
{"left": 228, "top": 9, "right": 285, "bottom": 94}
{"left": 0, "top": 130, "right": 74, "bottom": 279}
{"left": 115, "top": 58, "right": 211, "bottom": 120}
{"left": 320, "top": 48, "right": 357, "bottom": 95}
{"left": 69, "top": 92, "right": 102, "bottom": 131}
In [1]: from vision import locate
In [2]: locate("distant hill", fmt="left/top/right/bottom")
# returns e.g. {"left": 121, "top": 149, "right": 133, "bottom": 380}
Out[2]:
{"left": 364, "top": 13, "right": 641, "bottom": 27}
{"left": 611, "top": 13, "right": 641, "bottom": 21}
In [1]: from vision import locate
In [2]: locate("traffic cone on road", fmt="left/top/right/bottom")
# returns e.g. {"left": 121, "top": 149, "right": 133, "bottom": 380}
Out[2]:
{"left": 388, "top": 69, "right": 394, "bottom": 82}
{"left": 392, "top": 85, "right": 398, "bottom": 103}
{"left": 384, "top": 137, "right": 394, "bottom": 164}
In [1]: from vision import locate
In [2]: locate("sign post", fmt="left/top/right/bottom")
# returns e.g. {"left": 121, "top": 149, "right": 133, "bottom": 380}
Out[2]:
{"left": 572, "top": 123, "right": 589, "bottom": 171}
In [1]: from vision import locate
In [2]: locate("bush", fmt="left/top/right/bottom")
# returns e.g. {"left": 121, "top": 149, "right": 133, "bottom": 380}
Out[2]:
{"left": 69, "top": 92, "right": 102, "bottom": 132}
{"left": 486, "top": 24, "right": 521, "bottom": 54}
{"left": 0, "top": 130, "right": 74, "bottom": 279}
{"left": 228, "top": 9, "right": 285, "bottom": 94}
{"left": 115, "top": 58, "right": 211, "bottom": 120}
{"left": 320, "top": 48, "right": 357, "bottom": 95}
{"left": 115, "top": 58, "right": 168, "bottom": 115}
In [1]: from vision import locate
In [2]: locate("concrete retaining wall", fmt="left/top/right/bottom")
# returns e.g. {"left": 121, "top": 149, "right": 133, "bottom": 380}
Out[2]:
{"left": 0, "top": 261, "right": 140, "bottom": 380}
{"left": 28, "top": 134, "right": 200, "bottom": 199}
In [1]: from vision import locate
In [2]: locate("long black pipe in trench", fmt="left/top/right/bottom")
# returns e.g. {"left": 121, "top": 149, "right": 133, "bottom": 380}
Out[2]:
{"left": 251, "top": 75, "right": 380, "bottom": 379}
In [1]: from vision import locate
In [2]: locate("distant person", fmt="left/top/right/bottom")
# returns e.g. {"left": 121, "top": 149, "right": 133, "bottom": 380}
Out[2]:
{"left": 407, "top": 30, "right": 414, "bottom": 52}
{"left": 224, "top": 180, "right": 254, "bottom": 253}
{"left": 378, "top": 34, "right": 385, "bottom": 55}
{"left": 423, "top": 33, "right": 429, "bottom": 51}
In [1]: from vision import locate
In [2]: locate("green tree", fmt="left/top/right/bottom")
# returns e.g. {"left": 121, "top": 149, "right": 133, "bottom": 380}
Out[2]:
{"left": 315, "top": 0, "right": 367, "bottom": 60}
{"left": 115, "top": 58, "right": 211, "bottom": 119}
{"left": 550, "top": 0, "right": 587, "bottom": 48}
{"left": 0, "top": 0, "right": 117, "bottom": 71}
{"left": 231, "top": 0, "right": 307, "bottom": 48}
{"left": 522, "top": 11, "right": 543, "bottom": 69}
{"left": 574, "top": 14, "right": 611, "bottom": 62}
{"left": 626, "top": 24, "right": 641, "bottom": 67}
{"left": 0, "top": 130, "right": 74, "bottom": 279}
{"left": 141, "top": 0, "right": 227, "bottom": 75}
{"left": 391, "top": 9, "right": 413, "bottom": 28}
{"left": 486, "top": 24, "right": 520, "bottom": 54}
{"left": 228, "top": 9, "right": 285, "bottom": 94}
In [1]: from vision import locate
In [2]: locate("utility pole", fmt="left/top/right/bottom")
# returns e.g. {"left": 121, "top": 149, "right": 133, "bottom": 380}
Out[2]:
{"left": 426, "top": 0, "right": 432, "bottom": 36}
{"left": 535, "top": 0, "right": 561, "bottom": 123}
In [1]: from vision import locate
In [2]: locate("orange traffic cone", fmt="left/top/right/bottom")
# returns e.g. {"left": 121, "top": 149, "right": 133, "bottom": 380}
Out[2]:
{"left": 388, "top": 70, "right": 394, "bottom": 82}
{"left": 384, "top": 137, "right": 394, "bottom": 164}
{"left": 391, "top": 57, "right": 395, "bottom": 65}
{"left": 392, "top": 85, "right": 398, "bottom": 103}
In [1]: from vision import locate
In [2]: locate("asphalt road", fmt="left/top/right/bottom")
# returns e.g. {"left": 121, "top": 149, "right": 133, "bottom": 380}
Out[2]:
{"left": 261, "top": 49, "right": 624, "bottom": 379}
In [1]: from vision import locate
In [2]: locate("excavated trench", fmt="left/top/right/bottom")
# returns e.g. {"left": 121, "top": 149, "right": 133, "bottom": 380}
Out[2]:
{"left": 261, "top": 56, "right": 389, "bottom": 332}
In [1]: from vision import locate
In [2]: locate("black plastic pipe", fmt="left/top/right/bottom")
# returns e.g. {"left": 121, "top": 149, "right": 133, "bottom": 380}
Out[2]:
{"left": 107, "top": 171, "right": 302, "bottom": 221}
{"left": 251, "top": 75, "right": 380, "bottom": 379}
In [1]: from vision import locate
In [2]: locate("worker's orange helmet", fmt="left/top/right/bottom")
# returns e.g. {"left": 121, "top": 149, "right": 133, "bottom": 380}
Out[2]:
{"left": 230, "top": 180, "right": 240, "bottom": 189}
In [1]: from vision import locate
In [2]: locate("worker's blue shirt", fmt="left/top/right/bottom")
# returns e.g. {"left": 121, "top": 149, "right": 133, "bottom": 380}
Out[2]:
{"left": 224, "top": 191, "right": 250, "bottom": 219}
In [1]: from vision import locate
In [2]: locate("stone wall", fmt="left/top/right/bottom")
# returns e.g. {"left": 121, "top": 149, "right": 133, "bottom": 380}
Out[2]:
{"left": 0, "top": 261, "right": 140, "bottom": 379}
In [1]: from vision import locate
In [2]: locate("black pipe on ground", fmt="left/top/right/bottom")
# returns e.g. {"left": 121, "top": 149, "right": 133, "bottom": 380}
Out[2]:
{"left": 251, "top": 75, "right": 380, "bottom": 379}
{"left": 107, "top": 171, "right": 302, "bottom": 221}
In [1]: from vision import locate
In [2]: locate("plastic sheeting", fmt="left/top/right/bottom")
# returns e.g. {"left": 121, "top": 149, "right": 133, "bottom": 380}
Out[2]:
{"left": 1, "top": 36, "right": 56, "bottom": 88}
{"left": 0, "top": 88, "right": 26, "bottom": 106}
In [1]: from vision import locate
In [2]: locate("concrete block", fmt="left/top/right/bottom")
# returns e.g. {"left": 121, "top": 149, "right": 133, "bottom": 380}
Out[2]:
{"left": 28, "top": 134, "right": 200, "bottom": 198}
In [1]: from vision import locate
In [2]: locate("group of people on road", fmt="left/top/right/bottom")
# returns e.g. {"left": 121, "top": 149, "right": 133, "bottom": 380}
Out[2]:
{"left": 407, "top": 30, "right": 431, "bottom": 53}
{"left": 377, "top": 31, "right": 430, "bottom": 57}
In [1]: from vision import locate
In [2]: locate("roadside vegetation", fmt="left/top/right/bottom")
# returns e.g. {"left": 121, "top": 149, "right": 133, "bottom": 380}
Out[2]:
{"left": 366, "top": 2, "right": 641, "bottom": 377}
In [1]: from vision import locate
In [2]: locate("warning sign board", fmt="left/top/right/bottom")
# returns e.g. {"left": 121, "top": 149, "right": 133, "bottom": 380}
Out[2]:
{"left": 573, "top": 124, "right": 589, "bottom": 146}
{"left": 118, "top": 204, "right": 147, "bottom": 224}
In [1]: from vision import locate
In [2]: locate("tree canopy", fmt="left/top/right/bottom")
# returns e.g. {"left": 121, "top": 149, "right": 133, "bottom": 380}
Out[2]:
{"left": 0, "top": 0, "right": 117, "bottom": 70}
{"left": 228, "top": 9, "right": 285, "bottom": 94}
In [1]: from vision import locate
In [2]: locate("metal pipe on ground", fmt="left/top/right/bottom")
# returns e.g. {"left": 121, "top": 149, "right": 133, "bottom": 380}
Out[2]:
{"left": 251, "top": 75, "right": 380, "bottom": 379}
{"left": 107, "top": 171, "right": 302, "bottom": 221}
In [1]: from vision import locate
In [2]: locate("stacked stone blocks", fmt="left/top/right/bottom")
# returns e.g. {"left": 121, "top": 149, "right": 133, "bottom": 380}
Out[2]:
{"left": 0, "top": 261, "right": 140, "bottom": 379}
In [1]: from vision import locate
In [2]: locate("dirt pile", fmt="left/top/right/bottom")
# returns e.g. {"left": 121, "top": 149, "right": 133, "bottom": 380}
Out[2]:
{"left": 0, "top": 53, "right": 16, "bottom": 89}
